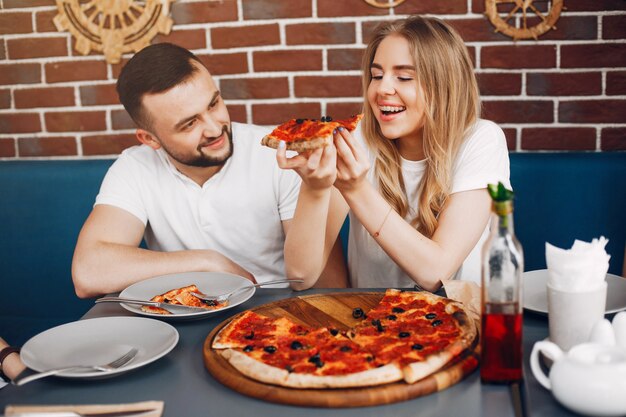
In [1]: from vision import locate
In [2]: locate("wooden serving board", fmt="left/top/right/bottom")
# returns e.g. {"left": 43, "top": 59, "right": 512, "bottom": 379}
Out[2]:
{"left": 203, "top": 292, "right": 479, "bottom": 408}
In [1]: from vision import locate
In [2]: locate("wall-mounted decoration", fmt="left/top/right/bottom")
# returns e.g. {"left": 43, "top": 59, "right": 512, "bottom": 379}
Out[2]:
{"left": 54, "top": 0, "right": 175, "bottom": 64}
{"left": 363, "top": 0, "right": 407, "bottom": 8}
{"left": 485, "top": 0, "right": 563, "bottom": 40}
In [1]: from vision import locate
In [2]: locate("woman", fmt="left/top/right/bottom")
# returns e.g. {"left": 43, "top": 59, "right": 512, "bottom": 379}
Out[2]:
{"left": 279, "top": 16, "right": 510, "bottom": 292}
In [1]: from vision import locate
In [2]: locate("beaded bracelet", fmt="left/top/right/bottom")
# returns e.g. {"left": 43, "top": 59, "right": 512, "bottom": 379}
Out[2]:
{"left": 0, "top": 346, "right": 20, "bottom": 381}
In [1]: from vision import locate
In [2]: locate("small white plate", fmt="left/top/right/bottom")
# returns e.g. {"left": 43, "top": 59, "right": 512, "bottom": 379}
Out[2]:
{"left": 119, "top": 271, "right": 255, "bottom": 320}
{"left": 523, "top": 269, "right": 626, "bottom": 315}
{"left": 21, "top": 316, "right": 178, "bottom": 379}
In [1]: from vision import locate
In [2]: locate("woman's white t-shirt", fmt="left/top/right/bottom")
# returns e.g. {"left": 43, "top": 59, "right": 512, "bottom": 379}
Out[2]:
{"left": 348, "top": 119, "right": 511, "bottom": 288}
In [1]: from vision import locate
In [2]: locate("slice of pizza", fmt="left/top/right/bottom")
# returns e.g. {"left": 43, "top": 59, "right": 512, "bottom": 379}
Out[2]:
{"left": 140, "top": 284, "right": 228, "bottom": 315}
{"left": 261, "top": 114, "right": 363, "bottom": 152}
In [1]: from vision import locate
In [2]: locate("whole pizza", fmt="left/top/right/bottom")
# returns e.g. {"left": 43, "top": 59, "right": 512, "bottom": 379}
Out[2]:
{"left": 210, "top": 289, "right": 477, "bottom": 388}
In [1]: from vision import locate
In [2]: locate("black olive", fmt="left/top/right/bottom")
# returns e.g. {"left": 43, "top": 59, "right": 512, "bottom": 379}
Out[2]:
{"left": 371, "top": 319, "right": 381, "bottom": 326}
{"left": 366, "top": 356, "right": 374, "bottom": 362}
{"left": 163, "top": 299, "right": 170, "bottom": 304}
{"left": 432, "top": 320, "right": 443, "bottom": 327}
{"left": 399, "top": 332, "right": 410, "bottom": 338}
{"left": 392, "top": 307, "right": 405, "bottom": 313}
{"left": 326, "top": 116, "right": 333, "bottom": 121}
{"left": 202, "top": 299, "right": 217, "bottom": 306}
{"left": 315, "top": 361, "right": 325, "bottom": 368}
{"left": 339, "top": 346, "right": 352, "bottom": 352}
{"left": 244, "top": 331, "right": 254, "bottom": 340}
{"left": 330, "top": 328, "right": 339, "bottom": 336}
{"left": 264, "top": 346, "right": 277, "bottom": 354}
{"left": 296, "top": 118, "right": 304, "bottom": 124}
{"left": 290, "top": 340, "right": 303, "bottom": 350}
{"left": 308, "top": 353, "right": 321, "bottom": 363}
{"left": 321, "top": 116, "right": 327, "bottom": 122}
{"left": 243, "top": 345, "right": 254, "bottom": 352}
{"left": 376, "top": 323, "right": 385, "bottom": 333}
{"left": 411, "top": 344, "right": 423, "bottom": 350}
{"left": 387, "top": 314, "right": 397, "bottom": 321}
{"left": 425, "top": 313, "right": 437, "bottom": 319}
{"left": 285, "top": 365, "right": 294, "bottom": 373}
{"left": 352, "top": 308, "right": 364, "bottom": 319}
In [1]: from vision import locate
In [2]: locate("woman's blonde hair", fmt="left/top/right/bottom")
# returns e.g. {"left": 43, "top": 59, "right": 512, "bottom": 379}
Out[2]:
{"left": 361, "top": 15, "right": 480, "bottom": 237}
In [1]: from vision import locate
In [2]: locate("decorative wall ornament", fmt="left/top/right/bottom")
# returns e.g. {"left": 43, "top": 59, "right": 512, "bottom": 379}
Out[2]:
{"left": 485, "top": 0, "right": 563, "bottom": 40}
{"left": 53, "top": 0, "right": 175, "bottom": 64}
{"left": 362, "top": 0, "right": 407, "bottom": 8}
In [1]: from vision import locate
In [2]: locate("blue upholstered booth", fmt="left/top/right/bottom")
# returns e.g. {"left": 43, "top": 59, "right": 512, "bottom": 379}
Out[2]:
{"left": 1, "top": 152, "right": 625, "bottom": 345}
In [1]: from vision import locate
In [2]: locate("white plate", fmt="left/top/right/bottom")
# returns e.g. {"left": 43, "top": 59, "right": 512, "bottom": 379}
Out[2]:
{"left": 118, "top": 271, "right": 255, "bottom": 319}
{"left": 523, "top": 269, "right": 626, "bottom": 315}
{"left": 21, "top": 316, "right": 178, "bottom": 378}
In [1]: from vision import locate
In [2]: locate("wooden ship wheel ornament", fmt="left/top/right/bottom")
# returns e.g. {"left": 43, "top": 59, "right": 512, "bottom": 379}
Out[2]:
{"left": 362, "top": 0, "right": 408, "bottom": 8}
{"left": 53, "top": 0, "right": 174, "bottom": 64}
{"left": 485, "top": 0, "right": 563, "bottom": 40}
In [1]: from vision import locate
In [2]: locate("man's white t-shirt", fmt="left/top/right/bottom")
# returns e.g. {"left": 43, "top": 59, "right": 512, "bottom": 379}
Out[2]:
{"left": 348, "top": 119, "right": 511, "bottom": 288}
{"left": 95, "top": 122, "right": 301, "bottom": 284}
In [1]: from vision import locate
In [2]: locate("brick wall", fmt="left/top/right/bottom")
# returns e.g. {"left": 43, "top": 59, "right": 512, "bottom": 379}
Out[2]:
{"left": 0, "top": 0, "right": 625, "bottom": 159}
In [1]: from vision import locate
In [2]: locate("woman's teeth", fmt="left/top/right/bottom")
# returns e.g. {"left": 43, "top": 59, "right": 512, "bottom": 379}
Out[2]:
{"left": 380, "top": 105, "right": 406, "bottom": 115}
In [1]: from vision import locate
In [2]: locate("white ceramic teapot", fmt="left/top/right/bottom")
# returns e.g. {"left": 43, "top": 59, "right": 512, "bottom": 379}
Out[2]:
{"left": 531, "top": 340, "right": 626, "bottom": 416}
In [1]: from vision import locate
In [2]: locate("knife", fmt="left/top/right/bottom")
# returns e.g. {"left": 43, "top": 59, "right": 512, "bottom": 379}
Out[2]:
{"left": 1, "top": 409, "right": 156, "bottom": 417}
{"left": 95, "top": 296, "right": 209, "bottom": 313}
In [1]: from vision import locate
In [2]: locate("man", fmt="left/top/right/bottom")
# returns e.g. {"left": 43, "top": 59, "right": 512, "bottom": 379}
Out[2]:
{"left": 72, "top": 43, "right": 346, "bottom": 298}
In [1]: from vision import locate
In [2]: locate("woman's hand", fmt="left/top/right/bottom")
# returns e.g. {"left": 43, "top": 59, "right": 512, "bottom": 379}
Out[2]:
{"left": 276, "top": 141, "right": 337, "bottom": 192}
{"left": 334, "top": 127, "right": 371, "bottom": 194}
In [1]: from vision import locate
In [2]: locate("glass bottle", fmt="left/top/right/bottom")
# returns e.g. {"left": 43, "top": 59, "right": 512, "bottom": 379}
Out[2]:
{"left": 480, "top": 183, "right": 524, "bottom": 384}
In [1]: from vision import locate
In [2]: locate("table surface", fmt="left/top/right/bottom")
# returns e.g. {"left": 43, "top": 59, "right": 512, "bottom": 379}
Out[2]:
{"left": 0, "top": 288, "right": 582, "bottom": 417}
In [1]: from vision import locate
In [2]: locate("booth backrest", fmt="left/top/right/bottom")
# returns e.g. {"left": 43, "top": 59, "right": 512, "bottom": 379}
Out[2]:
{"left": 1, "top": 152, "right": 625, "bottom": 344}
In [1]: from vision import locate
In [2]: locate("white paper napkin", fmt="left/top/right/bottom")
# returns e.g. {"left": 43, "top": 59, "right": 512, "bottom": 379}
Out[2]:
{"left": 545, "top": 237, "right": 611, "bottom": 291}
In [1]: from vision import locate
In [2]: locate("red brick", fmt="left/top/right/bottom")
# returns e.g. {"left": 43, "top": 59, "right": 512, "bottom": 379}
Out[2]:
{"left": 244, "top": 0, "right": 312, "bottom": 19}
{"left": 295, "top": 76, "right": 362, "bottom": 98}
{"left": 448, "top": 18, "right": 511, "bottom": 42}
{"left": 0, "top": 89, "right": 10, "bottom": 109}
{"left": 45, "top": 60, "right": 107, "bottom": 83}
{"left": 82, "top": 134, "right": 138, "bottom": 156}
{"left": 527, "top": 72, "right": 601, "bottom": 96}
{"left": 326, "top": 102, "right": 363, "bottom": 120}
{"left": 3, "top": 0, "right": 55, "bottom": 6}
{"left": 601, "top": 128, "right": 626, "bottom": 151}
{"left": 18, "top": 136, "right": 77, "bottom": 157}
{"left": 521, "top": 128, "right": 596, "bottom": 151}
{"left": 15, "top": 87, "right": 74, "bottom": 108}
{"left": 111, "top": 58, "right": 129, "bottom": 79}
{"left": 562, "top": 0, "right": 626, "bottom": 11}
{"left": 80, "top": 84, "right": 120, "bottom": 106}
{"left": 0, "top": 12, "right": 33, "bottom": 35}
{"left": 252, "top": 102, "right": 321, "bottom": 125}
{"left": 477, "top": 73, "right": 522, "bottom": 96}
{"left": 154, "top": 29, "right": 206, "bottom": 50}
{"left": 482, "top": 100, "right": 553, "bottom": 123}
{"left": 559, "top": 100, "right": 626, "bottom": 123}
{"left": 287, "top": 23, "right": 355, "bottom": 45}
{"left": 603, "top": 15, "right": 626, "bottom": 39}
{"left": 7, "top": 37, "right": 68, "bottom": 59}
{"left": 254, "top": 50, "right": 322, "bottom": 72}
{"left": 362, "top": 20, "right": 388, "bottom": 44}
{"left": 0, "top": 63, "right": 41, "bottom": 85}
{"left": 396, "top": 0, "right": 467, "bottom": 14}
{"left": 221, "top": 77, "right": 289, "bottom": 100}
{"left": 45, "top": 111, "right": 106, "bottom": 132}
{"left": 227, "top": 104, "right": 246, "bottom": 124}
{"left": 502, "top": 128, "right": 517, "bottom": 151}
{"left": 0, "top": 113, "right": 41, "bottom": 133}
{"left": 211, "top": 24, "right": 279, "bottom": 49}
{"left": 607, "top": 71, "right": 626, "bottom": 96}
{"left": 561, "top": 44, "right": 626, "bottom": 68}
{"left": 35, "top": 9, "right": 58, "bottom": 32}
{"left": 198, "top": 53, "right": 248, "bottom": 75}
{"left": 481, "top": 45, "right": 556, "bottom": 69}
{"left": 0, "top": 42, "right": 5, "bottom": 60}
{"left": 522, "top": 16, "right": 597, "bottom": 41}
{"left": 328, "top": 48, "right": 364, "bottom": 71}
{"left": 0, "top": 139, "right": 16, "bottom": 157}
{"left": 172, "top": 1, "right": 238, "bottom": 24}
{"left": 112, "top": 109, "right": 136, "bottom": 130}
{"left": 318, "top": 0, "right": 390, "bottom": 17}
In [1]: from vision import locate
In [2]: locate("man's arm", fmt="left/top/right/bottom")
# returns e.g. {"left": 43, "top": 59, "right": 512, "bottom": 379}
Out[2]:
{"left": 72, "top": 204, "right": 255, "bottom": 298}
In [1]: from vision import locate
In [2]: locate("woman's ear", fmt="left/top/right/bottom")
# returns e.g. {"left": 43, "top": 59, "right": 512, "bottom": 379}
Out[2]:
{"left": 135, "top": 129, "right": 161, "bottom": 150}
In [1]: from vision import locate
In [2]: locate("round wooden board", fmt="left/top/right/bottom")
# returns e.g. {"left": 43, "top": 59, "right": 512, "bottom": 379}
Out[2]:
{"left": 203, "top": 292, "right": 479, "bottom": 408}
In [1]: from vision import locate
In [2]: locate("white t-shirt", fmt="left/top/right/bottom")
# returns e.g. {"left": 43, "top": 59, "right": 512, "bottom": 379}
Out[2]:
{"left": 95, "top": 122, "right": 301, "bottom": 284}
{"left": 348, "top": 119, "right": 511, "bottom": 288}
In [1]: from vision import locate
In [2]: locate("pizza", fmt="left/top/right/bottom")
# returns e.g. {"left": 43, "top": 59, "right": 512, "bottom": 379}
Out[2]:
{"left": 211, "top": 289, "right": 476, "bottom": 388}
{"left": 141, "top": 284, "right": 228, "bottom": 315}
{"left": 261, "top": 114, "right": 363, "bottom": 152}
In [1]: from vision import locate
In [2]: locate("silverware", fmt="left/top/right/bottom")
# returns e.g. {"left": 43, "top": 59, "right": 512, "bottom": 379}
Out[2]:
{"left": 190, "top": 278, "right": 304, "bottom": 304}
{"left": 2, "top": 409, "right": 156, "bottom": 417}
{"left": 12, "top": 347, "right": 138, "bottom": 386}
{"left": 95, "top": 296, "right": 208, "bottom": 312}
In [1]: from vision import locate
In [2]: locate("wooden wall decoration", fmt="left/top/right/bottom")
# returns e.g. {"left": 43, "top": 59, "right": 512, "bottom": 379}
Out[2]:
{"left": 53, "top": 0, "right": 175, "bottom": 64}
{"left": 362, "top": 0, "right": 408, "bottom": 8}
{"left": 485, "top": 0, "right": 563, "bottom": 40}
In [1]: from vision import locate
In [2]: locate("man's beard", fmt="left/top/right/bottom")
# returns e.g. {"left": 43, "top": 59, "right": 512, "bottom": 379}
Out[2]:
{"left": 161, "top": 124, "right": 234, "bottom": 168}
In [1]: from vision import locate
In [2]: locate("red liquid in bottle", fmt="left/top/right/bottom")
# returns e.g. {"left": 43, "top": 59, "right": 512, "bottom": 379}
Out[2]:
{"left": 481, "top": 302, "right": 523, "bottom": 383}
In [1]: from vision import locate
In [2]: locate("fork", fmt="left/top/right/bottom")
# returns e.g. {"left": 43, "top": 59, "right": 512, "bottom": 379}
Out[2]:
{"left": 191, "top": 278, "right": 304, "bottom": 304}
{"left": 12, "top": 347, "right": 138, "bottom": 386}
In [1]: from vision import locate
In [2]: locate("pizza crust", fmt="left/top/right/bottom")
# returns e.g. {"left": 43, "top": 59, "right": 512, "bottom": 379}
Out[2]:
{"left": 284, "top": 363, "right": 403, "bottom": 389}
{"left": 261, "top": 135, "right": 332, "bottom": 152}
{"left": 221, "top": 349, "right": 290, "bottom": 386}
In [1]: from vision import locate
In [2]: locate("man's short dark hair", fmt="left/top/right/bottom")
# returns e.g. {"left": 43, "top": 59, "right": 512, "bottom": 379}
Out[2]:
{"left": 117, "top": 43, "right": 204, "bottom": 130}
